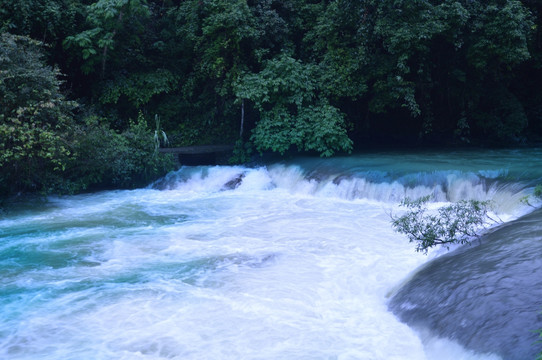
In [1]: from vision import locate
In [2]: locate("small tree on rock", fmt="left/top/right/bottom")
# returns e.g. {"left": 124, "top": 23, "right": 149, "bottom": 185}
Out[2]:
{"left": 391, "top": 196, "right": 496, "bottom": 253}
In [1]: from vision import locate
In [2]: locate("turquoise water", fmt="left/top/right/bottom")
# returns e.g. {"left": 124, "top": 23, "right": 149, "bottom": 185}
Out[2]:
{"left": 1, "top": 148, "right": 541, "bottom": 359}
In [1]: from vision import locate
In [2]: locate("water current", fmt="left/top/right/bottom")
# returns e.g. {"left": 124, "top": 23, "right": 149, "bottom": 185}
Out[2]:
{"left": 1, "top": 148, "right": 541, "bottom": 359}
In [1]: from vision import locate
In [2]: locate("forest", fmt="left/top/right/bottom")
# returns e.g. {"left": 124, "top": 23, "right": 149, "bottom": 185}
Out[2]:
{"left": 1, "top": 0, "right": 542, "bottom": 198}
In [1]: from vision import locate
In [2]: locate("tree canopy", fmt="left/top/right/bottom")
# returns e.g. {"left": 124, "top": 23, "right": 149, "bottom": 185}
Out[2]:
{"left": 2, "top": 0, "right": 542, "bottom": 196}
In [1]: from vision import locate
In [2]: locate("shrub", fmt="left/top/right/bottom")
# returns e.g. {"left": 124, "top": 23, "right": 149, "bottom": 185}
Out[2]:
{"left": 67, "top": 113, "right": 175, "bottom": 190}
{"left": 391, "top": 196, "right": 495, "bottom": 253}
{"left": 0, "top": 33, "right": 77, "bottom": 197}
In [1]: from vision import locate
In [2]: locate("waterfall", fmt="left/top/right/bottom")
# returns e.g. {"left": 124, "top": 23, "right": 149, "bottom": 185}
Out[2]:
{"left": 151, "top": 163, "right": 536, "bottom": 215}
{"left": 2, "top": 148, "right": 542, "bottom": 359}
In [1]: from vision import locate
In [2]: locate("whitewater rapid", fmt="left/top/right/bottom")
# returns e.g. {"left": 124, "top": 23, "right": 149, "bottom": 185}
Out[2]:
{"left": 2, "top": 149, "right": 541, "bottom": 359}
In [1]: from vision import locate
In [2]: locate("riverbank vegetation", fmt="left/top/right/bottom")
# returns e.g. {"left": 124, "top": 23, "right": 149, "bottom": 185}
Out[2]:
{"left": 2, "top": 0, "right": 542, "bottom": 197}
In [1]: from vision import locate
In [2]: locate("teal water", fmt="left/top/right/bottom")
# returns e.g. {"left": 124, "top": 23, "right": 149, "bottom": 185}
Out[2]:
{"left": 1, "top": 148, "right": 541, "bottom": 359}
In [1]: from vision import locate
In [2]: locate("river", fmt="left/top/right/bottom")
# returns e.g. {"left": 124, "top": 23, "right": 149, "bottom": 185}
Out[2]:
{"left": 1, "top": 148, "right": 541, "bottom": 359}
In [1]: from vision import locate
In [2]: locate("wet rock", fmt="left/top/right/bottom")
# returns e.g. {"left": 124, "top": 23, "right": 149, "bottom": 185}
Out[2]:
{"left": 222, "top": 173, "right": 245, "bottom": 190}
{"left": 389, "top": 209, "right": 542, "bottom": 360}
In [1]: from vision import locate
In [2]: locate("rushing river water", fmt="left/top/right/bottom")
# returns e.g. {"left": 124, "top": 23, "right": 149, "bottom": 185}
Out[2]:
{"left": 1, "top": 148, "right": 542, "bottom": 360}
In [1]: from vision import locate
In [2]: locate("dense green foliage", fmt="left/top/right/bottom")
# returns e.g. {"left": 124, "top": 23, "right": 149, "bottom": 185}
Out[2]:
{"left": 68, "top": 113, "right": 175, "bottom": 190}
{"left": 0, "top": 33, "right": 77, "bottom": 195}
{"left": 391, "top": 196, "right": 494, "bottom": 253}
{"left": 3, "top": 0, "right": 542, "bottom": 196}
{"left": 235, "top": 54, "right": 352, "bottom": 155}
{"left": 0, "top": 33, "right": 174, "bottom": 197}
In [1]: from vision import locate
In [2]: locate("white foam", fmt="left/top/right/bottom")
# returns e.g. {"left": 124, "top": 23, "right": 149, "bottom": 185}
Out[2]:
{"left": 0, "top": 188, "right": 503, "bottom": 360}
{"left": 148, "top": 164, "right": 533, "bottom": 216}
{"left": 4, "top": 153, "right": 538, "bottom": 359}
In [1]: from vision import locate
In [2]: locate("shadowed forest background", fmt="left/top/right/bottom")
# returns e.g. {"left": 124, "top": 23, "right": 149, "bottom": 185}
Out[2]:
{"left": 2, "top": 0, "right": 542, "bottom": 197}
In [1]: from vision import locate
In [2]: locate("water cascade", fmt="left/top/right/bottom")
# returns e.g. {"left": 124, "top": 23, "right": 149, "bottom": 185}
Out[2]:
{"left": 1, "top": 149, "right": 541, "bottom": 359}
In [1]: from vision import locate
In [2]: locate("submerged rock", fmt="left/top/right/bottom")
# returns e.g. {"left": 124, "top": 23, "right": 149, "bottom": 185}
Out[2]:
{"left": 222, "top": 173, "right": 245, "bottom": 190}
{"left": 389, "top": 209, "right": 542, "bottom": 360}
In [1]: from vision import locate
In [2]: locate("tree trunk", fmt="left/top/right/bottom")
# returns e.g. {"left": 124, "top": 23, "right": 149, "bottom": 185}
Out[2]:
{"left": 102, "top": 10, "right": 124, "bottom": 78}
{"left": 240, "top": 99, "right": 245, "bottom": 138}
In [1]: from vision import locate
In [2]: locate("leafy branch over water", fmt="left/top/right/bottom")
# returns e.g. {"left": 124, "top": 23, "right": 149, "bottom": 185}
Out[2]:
{"left": 521, "top": 184, "right": 542, "bottom": 207}
{"left": 391, "top": 196, "right": 498, "bottom": 253}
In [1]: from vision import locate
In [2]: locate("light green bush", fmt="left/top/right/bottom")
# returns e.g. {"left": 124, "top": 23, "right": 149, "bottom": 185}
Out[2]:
{"left": 391, "top": 196, "right": 495, "bottom": 253}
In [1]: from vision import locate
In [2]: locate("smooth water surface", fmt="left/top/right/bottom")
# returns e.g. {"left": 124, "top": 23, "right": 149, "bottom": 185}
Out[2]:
{"left": 1, "top": 148, "right": 541, "bottom": 359}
